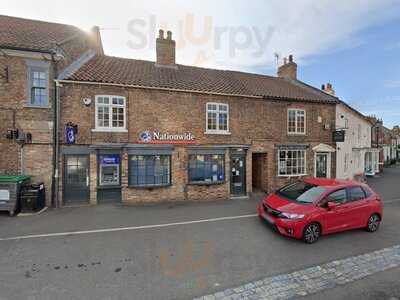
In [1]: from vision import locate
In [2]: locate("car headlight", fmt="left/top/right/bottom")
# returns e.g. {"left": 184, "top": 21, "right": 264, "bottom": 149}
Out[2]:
{"left": 281, "top": 212, "right": 305, "bottom": 219}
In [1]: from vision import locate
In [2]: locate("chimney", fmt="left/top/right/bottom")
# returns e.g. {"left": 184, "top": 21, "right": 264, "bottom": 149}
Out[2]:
{"left": 321, "top": 82, "right": 335, "bottom": 96}
{"left": 156, "top": 29, "right": 176, "bottom": 67}
{"left": 89, "top": 26, "right": 104, "bottom": 55}
{"left": 277, "top": 54, "right": 297, "bottom": 80}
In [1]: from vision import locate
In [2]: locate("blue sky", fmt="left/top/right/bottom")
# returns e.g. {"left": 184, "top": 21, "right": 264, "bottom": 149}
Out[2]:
{"left": 1, "top": 0, "right": 400, "bottom": 127}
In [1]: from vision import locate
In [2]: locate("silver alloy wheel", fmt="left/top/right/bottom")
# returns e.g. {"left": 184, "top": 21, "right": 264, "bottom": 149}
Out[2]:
{"left": 367, "top": 214, "right": 380, "bottom": 232}
{"left": 304, "top": 223, "right": 320, "bottom": 243}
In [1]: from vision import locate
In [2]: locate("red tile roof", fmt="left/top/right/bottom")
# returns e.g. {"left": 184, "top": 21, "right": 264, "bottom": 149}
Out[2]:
{"left": 66, "top": 55, "right": 339, "bottom": 103}
{"left": 0, "top": 15, "right": 84, "bottom": 53}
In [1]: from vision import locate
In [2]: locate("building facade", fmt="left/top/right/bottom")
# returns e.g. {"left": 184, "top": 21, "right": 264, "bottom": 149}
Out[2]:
{"left": 53, "top": 30, "right": 339, "bottom": 206}
{"left": 335, "top": 102, "right": 377, "bottom": 179}
{"left": 0, "top": 15, "right": 103, "bottom": 204}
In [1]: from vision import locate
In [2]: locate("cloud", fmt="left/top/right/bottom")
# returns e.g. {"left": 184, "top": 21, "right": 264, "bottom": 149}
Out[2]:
{"left": 1, "top": 0, "right": 399, "bottom": 72}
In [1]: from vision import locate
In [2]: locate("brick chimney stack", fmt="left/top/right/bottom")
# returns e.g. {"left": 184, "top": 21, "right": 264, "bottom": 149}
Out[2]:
{"left": 156, "top": 29, "right": 176, "bottom": 67}
{"left": 321, "top": 82, "right": 335, "bottom": 96}
{"left": 89, "top": 26, "right": 104, "bottom": 55}
{"left": 277, "top": 54, "right": 297, "bottom": 80}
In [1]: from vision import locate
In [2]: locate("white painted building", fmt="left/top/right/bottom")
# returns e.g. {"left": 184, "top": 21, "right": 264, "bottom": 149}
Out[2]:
{"left": 335, "top": 102, "right": 379, "bottom": 180}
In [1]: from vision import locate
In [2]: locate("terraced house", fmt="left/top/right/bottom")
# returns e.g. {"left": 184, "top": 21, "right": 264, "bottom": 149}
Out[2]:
{"left": 0, "top": 15, "right": 103, "bottom": 204}
{"left": 1, "top": 16, "right": 341, "bottom": 206}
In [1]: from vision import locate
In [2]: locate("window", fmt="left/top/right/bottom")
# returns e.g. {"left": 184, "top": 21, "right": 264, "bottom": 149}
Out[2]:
{"left": 288, "top": 109, "right": 305, "bottom": 134}
{"left": 206, "top": 103, "right": 229, "bottom": 133}
{"left": 95, "top": 96, "right": 126, "bottom": 131}
{"left": 27, "top": 63, "right": 49, "bottom": 107}
{"left": 348, "top": 186, "right": 366, "bottom": 202}
{"left": 278, "top": 149, "right": 306, "bottom": 176}
{"left": 128, "top": 155, "right": 171, "bottom": 187}
{"left": 277, "top": 181, "right": 326, "bottom": 204}
{"left": 325, "top": 189, "right": 347, "bottom": 204}
{"left": 99, "top": 154, "right": 120, "bottom": 186}
{"left": 188, "top": 154, "right": 225, "bottom": 183}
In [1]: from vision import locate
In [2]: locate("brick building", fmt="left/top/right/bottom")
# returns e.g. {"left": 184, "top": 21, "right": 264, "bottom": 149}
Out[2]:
{"left": 54, "top": 29, "right": 339, "bottom": 205}
{"left": 0, "top": 15, "right": 103, "bottom": 204}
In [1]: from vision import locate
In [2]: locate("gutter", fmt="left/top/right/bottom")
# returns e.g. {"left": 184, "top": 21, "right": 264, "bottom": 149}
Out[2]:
{"left": 58, "top": 79, "right": 336, "bottom": 104}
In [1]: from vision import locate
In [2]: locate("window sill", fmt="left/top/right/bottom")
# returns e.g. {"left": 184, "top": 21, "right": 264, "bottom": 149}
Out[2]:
{"left": 92, "top": 128, "right": 128, "bottom": 133}
{"left": 128, "top": 184, "right": 171, "bottom": 189}
{"left": 24, "top": 104, "right": 50, "bottom": 109}
{"left": 287, "top": 132, "right": 306, "bottom": 136}
{"left": 204, "top": 131, "right": 231, "bottom": 135}
{"left": 187, "top": 181, "right": 225, "bottom": 186}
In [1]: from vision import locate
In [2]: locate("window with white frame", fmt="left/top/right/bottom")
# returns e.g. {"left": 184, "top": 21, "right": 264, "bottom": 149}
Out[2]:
{"left": 95, "top": 96, "right": 126, "bottom": 131}
{"left": 278, "top": 149, "right": 306, "bottom": 176}
{"left": 288, "top": 109, "right": 305, "bottom": 134}
{"left": 206, "top": 103, "right": 229, "bottom": 133}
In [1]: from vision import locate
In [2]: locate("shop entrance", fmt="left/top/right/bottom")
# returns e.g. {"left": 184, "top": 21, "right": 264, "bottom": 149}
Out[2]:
{"left": 64, "top": 155, "right": 90, "bottom": 204}
{"left": 230, "top": 153, "right": 246, "bottom": 196}
{"left": 252, "top": 153, "right": 268, "bottom": 192}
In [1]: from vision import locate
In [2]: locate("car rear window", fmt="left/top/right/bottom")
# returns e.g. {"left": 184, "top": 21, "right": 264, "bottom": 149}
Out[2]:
{"left": 277, "top": 181, "right": 327, "bottom": 204}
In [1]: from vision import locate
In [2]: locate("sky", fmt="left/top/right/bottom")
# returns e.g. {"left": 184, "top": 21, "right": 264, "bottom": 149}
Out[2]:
{"left": 2, "top": 0, "right": 400, "bottom": 127}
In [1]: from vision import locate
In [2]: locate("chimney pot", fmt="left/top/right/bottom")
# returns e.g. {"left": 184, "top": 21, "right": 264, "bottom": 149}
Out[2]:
{"left": 156, "top": 29, "right": 176, "bottom": 66}
{"left": 321, "top": 84, "right": 325, "bottom": 90}
{"left": 277, "top": 54, "right": 297, "bottom": 80}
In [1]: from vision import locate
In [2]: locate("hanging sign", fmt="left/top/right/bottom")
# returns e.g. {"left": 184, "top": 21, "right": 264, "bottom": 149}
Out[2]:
{"left": 333, "top": 130, "right": 345, "bottom": 142}
{"left": 66, "top": 126, "right": 75, "bottom": 145}
{"left": 138, "top": 131, "right": 196, "bottom": 144}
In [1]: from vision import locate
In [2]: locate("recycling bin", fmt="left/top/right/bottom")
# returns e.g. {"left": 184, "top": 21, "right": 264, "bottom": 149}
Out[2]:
{"left": 0, "top": 175, "right": 31, "bottom": 216}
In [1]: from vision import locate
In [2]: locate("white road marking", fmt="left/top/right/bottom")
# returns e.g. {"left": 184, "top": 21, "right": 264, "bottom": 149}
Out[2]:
{"left": 0, "top": 214, "right": 258, "bottom": 241}
{"left": 385, "top": 198, "right": 400, "bottom": 204}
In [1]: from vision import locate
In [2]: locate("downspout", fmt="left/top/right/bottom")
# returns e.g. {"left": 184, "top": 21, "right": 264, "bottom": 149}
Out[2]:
{"left": 53, "top": 79, "right": 62, "bottom": 208}
{"left": 51, "top": 52, "right": 61, "bottom": 208}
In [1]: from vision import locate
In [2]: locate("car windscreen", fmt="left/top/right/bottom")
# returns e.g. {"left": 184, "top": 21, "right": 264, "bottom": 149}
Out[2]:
{"left": 277, "top": 181, "right": 327, "bottom": 203}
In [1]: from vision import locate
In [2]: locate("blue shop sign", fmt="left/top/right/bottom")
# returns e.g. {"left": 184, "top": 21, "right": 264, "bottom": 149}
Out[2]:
{"left": 66, "top": 126, "right": 75, "bottom": 145}
{"left": 101, "top": 154, "right": 120, "bottom": 165}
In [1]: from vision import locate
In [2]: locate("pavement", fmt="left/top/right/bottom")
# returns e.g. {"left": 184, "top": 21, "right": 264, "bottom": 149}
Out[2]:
{"left": 0, "top": 166, "right": 399, "bottom": 300}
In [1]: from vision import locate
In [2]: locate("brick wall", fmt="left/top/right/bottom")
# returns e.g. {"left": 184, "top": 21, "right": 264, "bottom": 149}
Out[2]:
{"left": 59, "top": 83, "right": 336, "bottom": 203}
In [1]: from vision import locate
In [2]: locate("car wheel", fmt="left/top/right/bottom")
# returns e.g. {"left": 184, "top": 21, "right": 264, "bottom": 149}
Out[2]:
{"left": 303, "top": 223, "right": 321, "bottom": 244}
{"left": 366, "top": 214, "right": 381, "bottom": 232}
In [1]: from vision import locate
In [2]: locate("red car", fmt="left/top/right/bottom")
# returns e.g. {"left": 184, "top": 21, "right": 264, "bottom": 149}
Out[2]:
{"left": 257, "top": 178, "right": 383, "bottom": 243}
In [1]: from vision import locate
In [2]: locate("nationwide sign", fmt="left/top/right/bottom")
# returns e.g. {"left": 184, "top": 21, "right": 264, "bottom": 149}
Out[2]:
{"left": 138, "top": 131, "right": 196, "bottom": 144}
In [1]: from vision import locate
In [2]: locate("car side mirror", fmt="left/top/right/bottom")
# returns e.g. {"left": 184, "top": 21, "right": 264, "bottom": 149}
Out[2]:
{"left": 327, "top": 202, "right": 337, "bottom": 210}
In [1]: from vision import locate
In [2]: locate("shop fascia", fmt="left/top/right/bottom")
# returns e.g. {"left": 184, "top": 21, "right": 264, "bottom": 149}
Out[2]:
{"left": 139, "top": 131, "right": 195, "bottom": 144}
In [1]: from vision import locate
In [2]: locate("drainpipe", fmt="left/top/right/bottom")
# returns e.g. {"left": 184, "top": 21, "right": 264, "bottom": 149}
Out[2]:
{"left": 53, "top": 79, "right": 62, "bottom": 208}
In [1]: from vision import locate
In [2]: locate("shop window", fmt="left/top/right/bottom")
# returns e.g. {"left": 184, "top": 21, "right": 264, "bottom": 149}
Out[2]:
{"left": 288, "top": 109, "right": 305, "bottom": 134}
{"left": 95, "top": 95, "right": 126, "bottom": 131}
{"left": 188, "top": 154, "right": 225, "bottom": 183}
{"left": 128, "top": 155, "right": 171, "bottom": 187}
{"left": 278, "top": 149, "right": 306, "bottom": 176}
{"left": 99, "top": 154, "right": 120, "bottom": 186}
{"left": 206, "top": 103, "right": 229, "bottom": 133}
